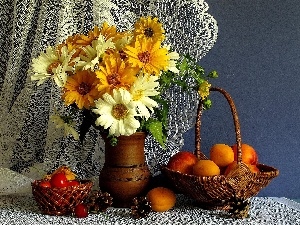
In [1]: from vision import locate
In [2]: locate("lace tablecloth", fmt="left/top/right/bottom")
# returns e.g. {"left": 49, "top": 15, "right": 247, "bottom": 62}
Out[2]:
{"left": 0, "top": 194, "right": 299, "bottom": 225}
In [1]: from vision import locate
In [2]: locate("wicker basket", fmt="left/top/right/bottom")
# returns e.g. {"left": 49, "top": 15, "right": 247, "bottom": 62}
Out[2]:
{"left": 161, "top": 87, "right": 279, "bottom": 210}
{"left": 32, "top": 180, "right": 93, "bottom": 216}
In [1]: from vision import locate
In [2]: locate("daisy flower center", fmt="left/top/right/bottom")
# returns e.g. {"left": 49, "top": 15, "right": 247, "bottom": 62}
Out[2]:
{"left": 107, "top": 73, "right": 121, "bottom": 86}
{"left": 112, "top": 103, "right": 129, "bottom": 120}
{"left": 119, "top": 50, "right": 127, "bottom": 60}
{"left": 132, "top": 90, "right": 143, "bottom": 101}
{"left": 138, "top": 51, "right": 151, "bottom": 64}
{"left": 144, "top": 27, "right": 154, "bottom": 38}
{"left": 77, "top": 82, "right": 92, "bottom": 96}
{"left": 47, "top": 61, "right": 60, "bottom": 75}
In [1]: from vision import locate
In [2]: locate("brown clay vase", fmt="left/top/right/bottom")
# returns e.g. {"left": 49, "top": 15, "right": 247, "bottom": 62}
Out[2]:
{"left": 99, "top": 132, "right": 151, "bottom": 208}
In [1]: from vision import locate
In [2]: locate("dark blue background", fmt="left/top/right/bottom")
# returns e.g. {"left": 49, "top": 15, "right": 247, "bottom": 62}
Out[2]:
{"left": 182, "top": 0, "right": 300, "bottom": 198}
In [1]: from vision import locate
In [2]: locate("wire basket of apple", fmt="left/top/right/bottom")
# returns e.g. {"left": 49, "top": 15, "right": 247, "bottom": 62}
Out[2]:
{"left": 31, "top": 165, "right": 93, "bottom": 216}
{"left": 161, "top": 87, "right": 279, "bottom": 218}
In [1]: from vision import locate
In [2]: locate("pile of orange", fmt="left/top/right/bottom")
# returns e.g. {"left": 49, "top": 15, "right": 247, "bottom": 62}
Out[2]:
{"left": 167, "top": 143, "right": 260, "bottom": 177}
{"left": 202, "top": 143, "right": 260, "bottom": 176}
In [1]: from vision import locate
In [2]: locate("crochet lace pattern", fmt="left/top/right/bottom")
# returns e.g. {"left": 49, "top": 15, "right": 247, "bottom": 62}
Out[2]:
{"left": 0, "top": 0, "right": 218, "bottom": 179}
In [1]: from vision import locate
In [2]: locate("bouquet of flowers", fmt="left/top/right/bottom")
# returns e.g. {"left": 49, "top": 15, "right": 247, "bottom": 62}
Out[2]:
{"left": 30, "top": 16, "right": 217, "bottom": 147}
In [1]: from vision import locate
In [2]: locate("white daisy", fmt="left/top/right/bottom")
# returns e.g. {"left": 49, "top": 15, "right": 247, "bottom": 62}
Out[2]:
{"left": 164, "top": 44, "right": 180, "bottom": 73}
{"left": 114, "top": 35, "right": 133, "bottom": 51}
{"left": 130, "top": 74, "right": 160, "bottom": 120}
{"left": 31, "top": 46, "right": 76, "bottom": 87}
{"left": 92, "top": 88, "right": 140, "bottom": 136}
{"left": 77, "top": 34, "right": 115, "bottom": 71}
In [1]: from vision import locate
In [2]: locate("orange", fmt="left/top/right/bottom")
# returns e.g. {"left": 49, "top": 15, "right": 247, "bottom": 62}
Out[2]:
{"left": 209, "top": 143, "right": 234, "bottom": 167}
{"left": 232, "top": 143, "right": 258, "bottom": 165}
{"left": 192, "top": 160, "right": 220, "bottom": 176}
{"left": 146, "top": 187, "right": 176, "bottom": 212}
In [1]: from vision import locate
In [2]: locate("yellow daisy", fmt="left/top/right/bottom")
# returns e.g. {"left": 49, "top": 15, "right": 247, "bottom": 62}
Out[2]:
{"left": 124, "top": 38, "right": 170, "bottom": 75}
{"left": 92, "top": 88, "right": 140, "bottom": 136}
{"left": 71, "top": 23, "right": 117, "bottom": 47}
{"left": 75, "top": 26, "right": 101, "bottom": 46}
{"left": 58, "top": 22, "right": 117, "bottom": 59}
{"left": 95, "top": 53, "right": 139, "bottom": 95}
{"left": 198, "top": 80, "right": 211, "bottom": 100}
{"left": 62, "top": 70, "right": 101, "bottom": 109}
{"left": 100, "top": 22, "right": 119, "bottom": 40}
{"left": 134, "top": 16, "right": 165, "bottom": 42}
{"left": 130, "top": 74, "right": 160, "bottom": 119}
{"left": 58, "top": 34, "right": 87, "bottom": 59}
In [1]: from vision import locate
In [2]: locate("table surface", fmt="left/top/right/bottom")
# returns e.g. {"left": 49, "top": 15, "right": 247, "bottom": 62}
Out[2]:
{"left": 0, "top": 194, "right": 300, "bottom": 225}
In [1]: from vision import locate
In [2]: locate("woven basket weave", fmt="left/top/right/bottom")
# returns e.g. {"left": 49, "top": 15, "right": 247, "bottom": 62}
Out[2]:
{"left": 32, "top": 180, "right": 93, "bottom": 215}
{"left": 161, "top": 87, "right": 279, "bottom": 209}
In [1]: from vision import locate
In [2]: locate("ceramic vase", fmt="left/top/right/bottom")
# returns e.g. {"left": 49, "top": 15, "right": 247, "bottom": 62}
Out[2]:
{"left": 99, "top": 132, "right": 151, "bottom": 208}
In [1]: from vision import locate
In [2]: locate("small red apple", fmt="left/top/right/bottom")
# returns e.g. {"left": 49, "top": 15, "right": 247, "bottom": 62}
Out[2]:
{"left": 50, "top": 172, "right": 68, "bottom": 188}
{"left": 74, "top": 203, "right": 88, "bottom": 218}
{"left": 232, "top": 143, "right": 258, "bottom": 165}
{"left": 167, "top": 151, "right": 198, "bottom": 174}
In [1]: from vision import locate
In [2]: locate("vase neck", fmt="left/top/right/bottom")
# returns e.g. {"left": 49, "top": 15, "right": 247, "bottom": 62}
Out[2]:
{"left": 104, "top": 132, "right": 146, "bottom": 166}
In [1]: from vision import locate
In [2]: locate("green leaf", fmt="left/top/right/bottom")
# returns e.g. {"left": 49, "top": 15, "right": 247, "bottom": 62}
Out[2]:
{"left": 179, "top": 57, "right": 188, "bottom": 72}
{"left": 109, "top": 136, "right": 118, "bottom": 146}
{"left": 208, "top": 70, "right": 218, "bottom": 78}
{"left": 202, "top": 99, "right": 212, "bottom": 109}
{"left": 152, "top": 96, "right": 169, "bottom": 128}
{"left": 159, "top": 70, "right": 174, "bottom": 91}
{"left": 146, "top": 119, "right": 166, "bottom": 148}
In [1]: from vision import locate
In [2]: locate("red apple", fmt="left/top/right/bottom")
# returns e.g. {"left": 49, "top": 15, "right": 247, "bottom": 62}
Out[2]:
{"left": 232, "top": 143, "right": 258, "bottom": 165}
{"left": 167, "top": 151, "right": 198, "bottom": 174}
{"left": 50, "top": 172, "right": 68, "bottom": 188}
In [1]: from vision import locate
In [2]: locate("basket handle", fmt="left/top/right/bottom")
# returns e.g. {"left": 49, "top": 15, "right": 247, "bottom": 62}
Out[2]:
{"left": 195, "top": 87, "right": 243, "bottom": 164}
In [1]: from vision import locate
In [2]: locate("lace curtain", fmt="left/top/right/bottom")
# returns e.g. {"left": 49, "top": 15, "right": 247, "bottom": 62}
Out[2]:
{"left": 0, "top": 0, "right": 218, "bottom": 180}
